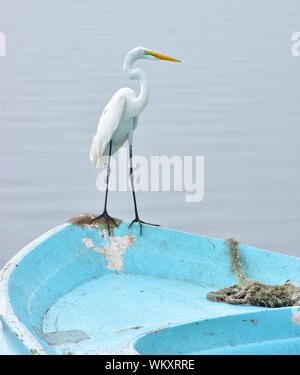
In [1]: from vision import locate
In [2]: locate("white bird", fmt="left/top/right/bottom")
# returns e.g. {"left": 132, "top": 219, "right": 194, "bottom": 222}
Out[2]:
{"left": 90, "top": 47, "right": 181, "bottom": 235}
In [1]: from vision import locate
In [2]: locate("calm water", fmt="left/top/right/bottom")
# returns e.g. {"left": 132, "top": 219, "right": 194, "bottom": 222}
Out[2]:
{"left": 1, "top": 1, "right": 300, "bottom": 266}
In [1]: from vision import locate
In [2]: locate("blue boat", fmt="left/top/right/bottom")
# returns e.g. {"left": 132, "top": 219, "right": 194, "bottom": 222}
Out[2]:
{"left": 0, "top": 215, "right": 300, "bottom": 355}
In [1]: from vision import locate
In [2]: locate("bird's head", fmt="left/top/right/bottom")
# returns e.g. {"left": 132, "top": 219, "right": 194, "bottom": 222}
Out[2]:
{"left": 128, "top": 47, "right": 181, "bottom": 63}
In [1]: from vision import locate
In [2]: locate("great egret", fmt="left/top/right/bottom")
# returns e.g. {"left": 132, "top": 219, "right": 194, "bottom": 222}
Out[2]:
{"left": 90, "top": 47, "right": 181, "bottom": 235}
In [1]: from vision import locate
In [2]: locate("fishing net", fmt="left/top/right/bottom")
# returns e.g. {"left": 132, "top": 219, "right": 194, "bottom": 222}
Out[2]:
{"left": 206, "top": 238, "right": 300, "bottom": 308}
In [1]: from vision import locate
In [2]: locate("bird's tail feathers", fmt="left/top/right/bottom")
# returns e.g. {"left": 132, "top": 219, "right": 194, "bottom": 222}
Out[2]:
{"left": 89, "top": 135, "right": 109, "bottom": 168}
{"left": 90, "top": 136, "right": 127, "bottom": 169}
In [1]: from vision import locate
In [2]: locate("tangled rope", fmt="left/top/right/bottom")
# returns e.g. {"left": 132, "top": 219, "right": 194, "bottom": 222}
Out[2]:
{"left": 206, "top": 238, "right": 300, "bottom": 307}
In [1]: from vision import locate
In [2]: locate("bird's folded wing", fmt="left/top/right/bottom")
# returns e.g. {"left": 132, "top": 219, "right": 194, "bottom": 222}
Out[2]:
{"left": 90, "top": 95, "right": 126, "bottom": 168}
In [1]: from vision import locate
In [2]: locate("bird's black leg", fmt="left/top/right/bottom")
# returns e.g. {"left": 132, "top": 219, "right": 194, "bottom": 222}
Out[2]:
{"left": 91, "top": 141, "right": 118, "bottom": 235}
{"left": 128, "top": 144, "right": 159, "bottom": 235}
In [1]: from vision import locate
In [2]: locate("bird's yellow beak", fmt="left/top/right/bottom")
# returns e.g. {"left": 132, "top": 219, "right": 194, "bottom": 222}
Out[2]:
{"left": 145, "top": 50, "right": 181, "bottom": 62}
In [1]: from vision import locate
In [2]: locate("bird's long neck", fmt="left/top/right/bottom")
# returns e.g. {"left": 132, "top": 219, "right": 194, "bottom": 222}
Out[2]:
{"left": 123, "top": 54, "right": 150, "bottom": 116}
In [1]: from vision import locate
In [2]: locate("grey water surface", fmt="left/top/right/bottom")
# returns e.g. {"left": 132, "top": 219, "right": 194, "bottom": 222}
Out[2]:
{"left": 1, "top": 0, "right": 300, "bottom": 266}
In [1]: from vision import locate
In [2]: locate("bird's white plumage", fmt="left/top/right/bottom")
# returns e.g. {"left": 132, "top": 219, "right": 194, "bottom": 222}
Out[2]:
{"left": 90, "top": 93, "right": 126, "bottom": 168}
{"left": 89, "top": 86, "right": 140, "bottom": 168}
{"left": 90, "top": 47, "right": 179, "bottom": 168}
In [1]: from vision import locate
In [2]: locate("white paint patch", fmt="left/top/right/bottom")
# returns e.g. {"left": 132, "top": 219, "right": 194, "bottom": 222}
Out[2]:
{"left": 94, "top": 235, "right": 134, "bottom": 271}
{"left": 291, "top": 307, "right": 300, "bottom": 326}
{"left": 81, "top": 238, "right": 95, "bottom": 249}
{"left": 102, "top": 229, "right": 110, "bottom": 239}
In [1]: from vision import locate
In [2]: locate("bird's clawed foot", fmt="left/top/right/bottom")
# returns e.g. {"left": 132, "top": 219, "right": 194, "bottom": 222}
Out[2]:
{"left": 129, "top": 217, "right": 160, "bottom": 235}
{"left": 90, "top": 211, "right": 118, "bottom": 236}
